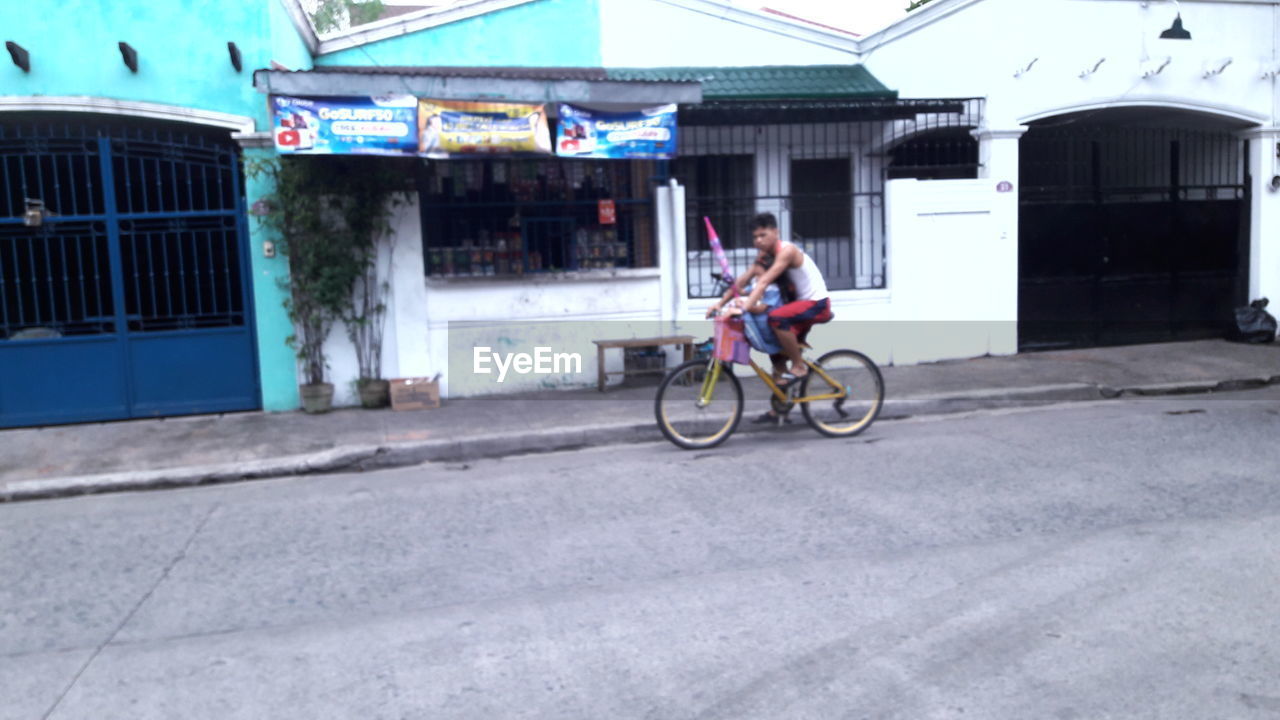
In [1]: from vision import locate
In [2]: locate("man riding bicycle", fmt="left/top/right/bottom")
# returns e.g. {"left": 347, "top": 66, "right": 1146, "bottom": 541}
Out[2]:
{"left": 706, "top": 212, "right": 833, "bottom": 386}
{"left": 657, "top": 212, "right": 879, "bottom": 447}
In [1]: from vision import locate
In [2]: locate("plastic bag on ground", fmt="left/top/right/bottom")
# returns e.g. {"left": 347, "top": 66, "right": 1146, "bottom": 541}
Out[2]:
{"left": 1229, "top": 297, "right": 1277, "bottom": 343}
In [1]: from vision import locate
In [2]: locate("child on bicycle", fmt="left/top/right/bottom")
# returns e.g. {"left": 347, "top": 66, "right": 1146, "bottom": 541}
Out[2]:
{"left": 707, "top": 254, "right": 799, "bottom": 424}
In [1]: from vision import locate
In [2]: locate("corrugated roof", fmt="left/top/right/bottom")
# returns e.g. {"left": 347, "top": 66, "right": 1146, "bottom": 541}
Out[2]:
{"left": 304, "top": 64, "right": 893, "bottom": 99}
{"left": 255, "top": 65, "right": 703, "bottom": 104}
{"left": 606, "top": 65, "right": 894, "bottom": 100}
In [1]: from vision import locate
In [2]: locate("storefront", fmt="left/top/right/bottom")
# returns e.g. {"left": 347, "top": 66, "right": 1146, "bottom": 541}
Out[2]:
{"left": 417, "top": 156, "right": 660, "bottom": 278}
{"left": 250, "top": 62, "right": 988, "bottom": 399}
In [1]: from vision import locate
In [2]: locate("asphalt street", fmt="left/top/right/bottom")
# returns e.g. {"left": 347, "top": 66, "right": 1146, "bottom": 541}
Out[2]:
{"left": 4, "top": 387, "right": 1280, "bottom": 719}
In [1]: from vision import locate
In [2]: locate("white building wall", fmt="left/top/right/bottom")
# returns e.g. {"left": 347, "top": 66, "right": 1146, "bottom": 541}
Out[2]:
{"left": 1246, "top": 128, "right": 1280, "bottom": 303}
{"left": 884, "top": 179, "right": 1015, "bottom": 362}
{"left": 423, "top": 269, "right": 665, "bottom": 397}
{"left": 862, "top": 0, "right": 1275, "bottom": 129}
{"left": 861, "top": 0, "right": 1280, "bottom": 343}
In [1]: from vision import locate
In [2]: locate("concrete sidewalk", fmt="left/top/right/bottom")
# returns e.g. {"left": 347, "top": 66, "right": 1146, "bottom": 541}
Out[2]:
{"left": 3, "top": 339, "right": 1279, "bottom": 502}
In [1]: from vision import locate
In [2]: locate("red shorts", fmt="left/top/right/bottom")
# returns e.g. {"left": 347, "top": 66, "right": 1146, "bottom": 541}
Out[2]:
{"left": 768, "top": 298, "right": 833, "bottom": 344}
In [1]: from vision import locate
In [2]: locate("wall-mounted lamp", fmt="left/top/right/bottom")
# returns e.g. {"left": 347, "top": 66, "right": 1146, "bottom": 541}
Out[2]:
{"left": 118, "top": 41, "right": 138, "bottom": 72}
{"left": 1080, "top": 58, "right": 1106, "bottom": 78}
{"left": 1014, "top": 57, "right": 1039, "bottom": 79}
{"left": 1202, "top": 57, "right": 1232, "bottom": 78}
{"left": 1159, "top": 0, "right": 1192, "bottom": 39}
{"left": 1142, "top": 56, "right": 1172, "bottom": 78}
{"left": 5, "top": 41, "right": 29, "bottom": 72}
{"left": 227, "top": 41, "right": 242, "bottom": 72}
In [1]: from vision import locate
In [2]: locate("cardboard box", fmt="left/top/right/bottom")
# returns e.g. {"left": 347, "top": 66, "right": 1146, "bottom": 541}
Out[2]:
{"left": 390, "top": 377, "right": 441, "bottom": 411}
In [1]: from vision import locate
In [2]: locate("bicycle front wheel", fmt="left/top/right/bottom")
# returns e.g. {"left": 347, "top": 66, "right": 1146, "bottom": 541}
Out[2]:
{"left": 800, "top": 349, "right": 884, "bottom": 438}
{"left": 655, "top": 358, "right": 743, "bottom": 450}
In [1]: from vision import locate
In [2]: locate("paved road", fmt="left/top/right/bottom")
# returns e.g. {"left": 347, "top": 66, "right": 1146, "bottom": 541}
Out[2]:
{"left": 4, "top": 389, "right": 1280, "bottom": 719}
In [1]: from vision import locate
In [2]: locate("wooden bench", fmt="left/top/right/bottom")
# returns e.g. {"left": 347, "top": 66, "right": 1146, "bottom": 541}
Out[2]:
{"left": 592, "top": 335, "right": 697, "bottom": 392}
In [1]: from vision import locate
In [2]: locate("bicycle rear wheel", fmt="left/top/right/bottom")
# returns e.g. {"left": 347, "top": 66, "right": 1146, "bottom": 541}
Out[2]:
{"left": 655, "top": 358, "right": 743, "bottom": 449}
{"left": 800, "top": 349, "right": 884, "bottom": 438}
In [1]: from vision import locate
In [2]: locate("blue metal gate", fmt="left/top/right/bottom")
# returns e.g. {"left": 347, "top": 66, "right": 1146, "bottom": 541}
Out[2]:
{"left": 0, "top": 118, "right": 259, "bottom": 428}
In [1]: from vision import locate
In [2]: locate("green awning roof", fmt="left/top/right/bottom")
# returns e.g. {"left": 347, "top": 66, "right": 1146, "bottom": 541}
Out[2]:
{"left": 606, "top": 65, "right": 896, "bottom": 101}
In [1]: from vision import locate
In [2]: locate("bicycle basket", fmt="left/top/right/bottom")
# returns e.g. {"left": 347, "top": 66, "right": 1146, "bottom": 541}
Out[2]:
{"left": 713, "top": 315, "right": 751, "bottom": 365}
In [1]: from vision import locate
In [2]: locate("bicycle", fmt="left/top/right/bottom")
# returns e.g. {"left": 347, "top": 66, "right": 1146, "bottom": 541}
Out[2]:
{"left": 654, "top": 313, "right": 885, "bottom": 450}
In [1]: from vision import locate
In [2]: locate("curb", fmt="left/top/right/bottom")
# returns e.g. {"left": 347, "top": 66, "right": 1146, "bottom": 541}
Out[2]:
{"left": 4, "top": 377, "right": 1275, "bottom": 503}
{"left": 880, "top": 383, "right": 1101, "bottom": 418}
{"left": 1118, "top": 377, "right": 1273, "bottom": 396}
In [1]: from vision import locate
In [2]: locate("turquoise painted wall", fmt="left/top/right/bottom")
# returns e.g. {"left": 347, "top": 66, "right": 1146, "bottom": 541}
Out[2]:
{"left": 0, "top": 0, "right": 314, "bottom": 126}
{"left": 0, "top": 0, "right": 312, "bottom": 411}
{"left": 243, "top": 149, "right": 302, "bottom": 412}
{"left": 318, "top": 0, "right": 603, "bottom": 67}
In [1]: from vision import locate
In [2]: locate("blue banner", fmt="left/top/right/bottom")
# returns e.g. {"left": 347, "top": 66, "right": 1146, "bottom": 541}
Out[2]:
{"left": 270, "top": 95, "right": 418, "bottom": 156}
{"left": 555, "top": 104, "right": 677, "bottom": 159}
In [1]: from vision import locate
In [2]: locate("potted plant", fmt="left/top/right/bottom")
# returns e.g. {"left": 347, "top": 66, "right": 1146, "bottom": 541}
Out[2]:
{"left": 348, "top": 273, "right": 390, "bottom": 408}
{"left": 249, "top": 156, "right": 405, "bottom": 413}
{"left": 339, "top": 170, "right": 403, "bottom": 409}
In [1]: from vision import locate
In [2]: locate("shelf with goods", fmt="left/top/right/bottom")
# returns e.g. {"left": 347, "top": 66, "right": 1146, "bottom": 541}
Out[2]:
{"left": 419, "top": 157, "right": 652, "bottom": 278}
{"left": 571, "top": 226, "right": 629, "bottom": 271}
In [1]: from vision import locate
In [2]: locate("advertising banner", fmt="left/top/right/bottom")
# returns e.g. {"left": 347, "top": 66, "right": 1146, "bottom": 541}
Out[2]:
{"left": 555, "top": 103, "right": 677, "bottom": 159}
{"left": 270, "top": 95, "right": 418, "bottom": 156}
{"left": 418, "top": 100, "right": 552, "bottom": 158}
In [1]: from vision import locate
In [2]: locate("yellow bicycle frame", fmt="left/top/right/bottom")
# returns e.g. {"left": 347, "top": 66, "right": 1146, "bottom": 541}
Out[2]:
{"left": 697, "top": 358, "right": 724, "bottom": 406}
{"left": 700, "top": 357, "right": 848, "bottom": 406}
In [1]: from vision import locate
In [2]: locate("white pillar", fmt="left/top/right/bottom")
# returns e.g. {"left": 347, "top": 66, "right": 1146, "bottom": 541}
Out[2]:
{"left": 1243, "top": 128, "right": 1280, "bottom": 307}
{"left": 656, "top": 180, "right": 674, "bottom": 330}
{"left": 971, "top": 126, "right": 1028, "bottom": 356}
{"left": 671, "top": 180, "right": 689, "bottom": 324}
{"left": 656, "top": 179, "right": 691, "bottom": 328}
{"left": 386, "top": 192, "right": 432, "bottom": 380}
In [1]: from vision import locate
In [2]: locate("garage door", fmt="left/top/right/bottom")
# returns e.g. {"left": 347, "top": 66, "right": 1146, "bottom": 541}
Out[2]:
{"left": 0, "top": 117, "right": 259, "bottom": 428}
{"left": 1019, "top": 120, "right": 1248, "bottom": 350}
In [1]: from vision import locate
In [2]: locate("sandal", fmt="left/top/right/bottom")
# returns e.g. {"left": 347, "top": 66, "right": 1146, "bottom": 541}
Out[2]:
{"left": 775, "top": 371, "right": 807, "bottom": 392}
{"left": 751, "top": 411, "right": 793, "bottom": 425}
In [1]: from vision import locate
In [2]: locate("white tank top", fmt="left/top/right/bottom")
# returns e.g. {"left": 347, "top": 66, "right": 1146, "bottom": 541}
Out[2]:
{"left": 782, "top": 241, "right": 828, "bottom": 301}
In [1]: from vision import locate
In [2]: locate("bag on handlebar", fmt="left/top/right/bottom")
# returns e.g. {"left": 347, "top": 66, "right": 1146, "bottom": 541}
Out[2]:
{"left": 713, "top": 315, "right": 751, "bottom": 365}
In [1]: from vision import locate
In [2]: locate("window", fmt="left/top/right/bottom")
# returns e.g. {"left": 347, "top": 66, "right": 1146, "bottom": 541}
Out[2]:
{"left": 418, "top": 158, "right": 657, "bottom": 277}
{"left": 675, "top": 154, "right": 756, "bottom": 297}
{"left": 887, "top": 129, "right": 979, "bottom": 180}
{"left": 790, "top": 157, "right": 858, "bottom": 291}
{"left": 790, "top": 158, "right": 851, "bottom": 240}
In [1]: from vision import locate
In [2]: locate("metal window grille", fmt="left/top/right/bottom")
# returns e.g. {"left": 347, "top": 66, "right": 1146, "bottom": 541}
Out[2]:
{"left": 677, "top": 98, "right": 984, "bottom": 298}
{"left": 1, "top": 118, "right": 247, "bottom": 339}
{"left": 418, "top": 157, "right": 659, "bottom": 277}
{"left": 1021, "top": 124, "right": 1245, "bottom": 204}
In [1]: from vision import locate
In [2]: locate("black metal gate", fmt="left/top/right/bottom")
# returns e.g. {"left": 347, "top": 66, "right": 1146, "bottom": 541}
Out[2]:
{"left": 1019, "top": 122, "right": 1248, "bottom": 349}
{"left": 0, "top": 117, "right": 259, "bottom": 428}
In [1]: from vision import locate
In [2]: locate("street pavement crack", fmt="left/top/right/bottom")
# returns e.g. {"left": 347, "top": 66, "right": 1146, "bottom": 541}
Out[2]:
{"left": 39, "top": 503, "right": 220, "bottom": 720}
